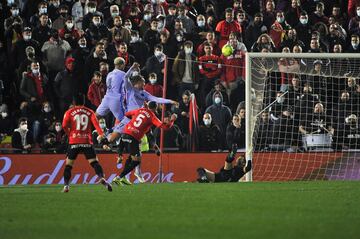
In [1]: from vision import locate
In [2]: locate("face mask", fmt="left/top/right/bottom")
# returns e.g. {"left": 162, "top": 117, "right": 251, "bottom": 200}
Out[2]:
{"left": 203, "top": 119, "right": 211, "bottom": 126}
{"left": 352, "top": 43, "right": 359, "bottom": 49}
{"left": 66, "top": 23, "right": 74, "bottom": 29}
{"left": 277, "top": 17, "right": 284, "bottom": 23}
{"left": 149, "top": 78, "right": 157, "bottom": 84}
{"left": 20, "top": 124, "right": 28, "bottom": 131}
{"left": 32, "top": 69, "right": 40, "bottom": 75}
{"left": 179, "top": 0, "right": 185, "bottom": 3}
{"left": 184, "top": 47, "right": 192, "bottom": 54}
{"left": 276, "top": 97, "right": 284, "bottom": 103}
{"left": 1, "top": 112, "right": 8, "bottom": 118}
{"left": 99, "top": 123, "right": 106, "bottom": 129}
{"left": 23, "top": 35, "right": 32, "bottom": 41}
{"left": 300, "top": 18, "right": 308, "bottom": 24}
{"left": 157, "top": 22, "right": 164, "bottom": 29}
{"left": 88, "top": 8, "right": 96, "bottom": 13}
{"left": 55, "top": 125, "right": 62, "bottom": 132}
{"left": 357, "top": 10, "right": 360, "bottom": 17}
{"left": 130, "top": 36, "right": 139, "bottom": 43}
{"left": 11, "top": 9, "right": 19, "bottom": 16}
{"left": 144, "top": 14, "right": 151, "bottom": 21}
{"left": 176, "top": 36, "right": 182, "bottom": 42}
{"left": 151, "top": 0, "right": 157, "bottom": 3}
{"left": 44, "top": 106, "right": 51, "bottom": 113}
{"left": 79, "top": 43, "right": 86, "bottom": 48}
{"left": 154, "top": 50, "right": 162, "bottom": 57}
{"left": 125, "top": 25, "right": 132, "bottom": 30}
{"left": 197, "top": 20, "right": 205, "bottom": 27}
{"left": 214, "top": 97, "right": 221, "bottom": 104}
{"left": 93, "top": 20, "right": 101, "bottom": 26}
{"left": 39, "top": 7, "right": 47, "bottom": 14}
{"left": 7, "top": 0, "right": 15, "bottom": 5}
{"left": 111, "top": 12, "right": 119, "bottom": 18}
{"left": 238, "top": 18, "right": 245, "bottom": 23}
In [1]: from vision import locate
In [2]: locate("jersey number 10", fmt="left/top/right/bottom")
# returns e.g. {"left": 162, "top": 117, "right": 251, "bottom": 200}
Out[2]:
{"left": 74, "top": 114, "right": 89, "bottom": 131}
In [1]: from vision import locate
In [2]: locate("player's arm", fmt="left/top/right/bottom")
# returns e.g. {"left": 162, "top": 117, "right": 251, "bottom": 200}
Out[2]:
{"left": 124, "top": 62, "right": 140, "bottom": 90}
{"left": 143, "top": 91, "right": 178, "bottom": 106}
{"left": 62, "top": 111, "right": 71, "bottom": 136}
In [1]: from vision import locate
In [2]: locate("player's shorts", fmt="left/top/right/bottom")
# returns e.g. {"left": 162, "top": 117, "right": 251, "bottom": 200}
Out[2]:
{"left": 113, "top": 117, "right": 130, "bottom": 133}
{"left": 121, "top": 134, "right": 141, "bottom": 157}
{"left": 67, "top": 144, "right": 96, "bottom": 160}
{"left": 96, "top": 95, "right": 125, "bottom": 120}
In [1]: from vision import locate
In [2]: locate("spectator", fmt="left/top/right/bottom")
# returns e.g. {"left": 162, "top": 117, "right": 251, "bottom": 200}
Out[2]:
{"left": 295, "top": 11, "right": 312, "bottom": 50}
{"left": 285, "top": 0, "right": 302, "bottom": 28}
{"left": 297, "top": 83, "right": 320, "bottom": 115}
{"left": 255, "top": 111, "right": 273, "bottom": 151}
{"left": 81, "top": 1, "right": 99, "bottom": 31}
{"left": 220, "top": 38, "right": 246, "bottom": 97}
{"left": 177, "top": 5, "right": 195, "bottom": 34}
{"left": 52, "top": 4, "right": 69, "bottom": 30}
{"left": 143, "top": 17, "right": 161, "bottom": 53}
{"left": 198, "top": 112, "right": 221, "bottom": 151}
{"left": 87, "top": 71, "right": 106, "bottom": 109}
{"left": 42, "top": 120, "right": 67, "bottom": 153}
{"left": 4, "top": 4, "right": 23, "bottom": 32}
{"left": 347, "top": 34, "right": 360, "bottom": 53}
{"left": 12, "top": 27, "right": 40, "bottom": 70}
{"left": 205, "top": 91, "right": 232, "bottom": 148}
{"left": 20, "top": 60, "right": 49, "bottom": 104}
{"left": 71, "top": 0, "right": 85, "bottom": 30}
{"left": 337, "top": 114, "right": 360, "bottom": 150}
{"left": 110, "top": 16, "right": 131, "bottom": 45}
{"left": 128, "top": 30, "right": 150, "bottom": 67}
{"left": 153, "top": 111, "right": 183, "bottom": 149}
{"left": 172, "top": 41, "right": 199, "bottom": 97}
{"left": 72, "top": 36, "right": 90, "bottom": 94}
{"left": 12, "top": 117, "right": 33, "bottom": 153}
{"left": 48, "top": 0, "right": 61, "bottom": 21}
{"left": 105, "top": 4, "right": 121, "bottom": 28}
{"left": 32, "top": 13, "right": 52, "bottom": 47}
{"left": 215, "top": 8, "right": 241, "bottom": 49}
{"left": 38, "top": 101, "right": 57, "bottom": 140}
{"left": 263, "top": 0, "right": 276, "bottom": 30}
{"left": 159, "top": 29, "right": 177, "bottom": 59}
{"left": 41, "top": 30, "right": 72, "bottom": 82}
{"left": 54, "top": 57, "right": 76, "bottom": 116}
{"left": 142, "top": 44, "right": 165, "bottom": 83}
{"left": 144, "top": 73, "right": 163, "bottom": 97}
{"left": 191, "top": 14, "right": 210, "bottom": 49}
{"left": 86, "top": 12, "right": 112, "bottom": 46}
{"left": 58, "top": 16, "right": 81, "bottom": 49}
{"left": 245, "top": 12, "right": 268, "bottom": 50}
{"left": 0, "top": 104, "right": 13, "bottom": 139}
{"left": 309, "top": 1, "right": 328, "bottom": 25}
{"left": 198, "top": 42, "right": 222, "bottom": 109}
{"left": 251, "top": 33, "right": 276, "bottom": 52}
{"left": 299, "top": 103, "right": 334, "bottom": 136}
{"left": 173, "top": 90, "right": 191, "bottom": 136}
{"left": 116, "top": 42, "right": 135, "bottom": 71}
{"left": 348, "top": 5, "right": 360, "bottom": 36}
{"left": 280, "top": 28, "right": 305, "bottom": 51}
{"left": 84, "top": 41, "right": 108, "bottom": 88}
{"left": 226, "top": 114, "right": 245, "bottom": 149}
{"left": 205, "top": 80, "right": 230, "bottom": 109}
{"left": 326, "top": 23, "right": 346, "bottom": 52}
{"left": 92, "top": 117, "right": 111, "bottom": 148}
{"left": 269, "top": 10, "right": 291, "bottom": 50}
{"left": 138, "top": 10, "right": 152, "bottom": 37}
{"left": 29, "top": 1, "right": 49, "bottom": 28}
{"left": 196, "top": 31, "right": 221, "bottom": 57}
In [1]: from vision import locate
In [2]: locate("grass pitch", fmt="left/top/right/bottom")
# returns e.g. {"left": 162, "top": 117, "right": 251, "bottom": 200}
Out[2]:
{"left": 1, "top": 181, "right": 360, "bottom": 239}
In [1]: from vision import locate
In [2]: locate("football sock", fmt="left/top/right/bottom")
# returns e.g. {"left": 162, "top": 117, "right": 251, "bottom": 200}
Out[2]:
{"left": 117, "top": 136, "right": 125, "bottom": 155}
{"left": 90, "top": 161, "right": 104, "bottom": 178}
{"left": 63, "top": 165, "right": 72, "bottom": 186}
{"left": 120, "top": 159, "right": 140, "bottom": 178}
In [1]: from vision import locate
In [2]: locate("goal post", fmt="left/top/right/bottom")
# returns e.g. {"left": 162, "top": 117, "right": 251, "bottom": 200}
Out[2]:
{"left": 245, "top": 52, "right": 360, "bottom": 181}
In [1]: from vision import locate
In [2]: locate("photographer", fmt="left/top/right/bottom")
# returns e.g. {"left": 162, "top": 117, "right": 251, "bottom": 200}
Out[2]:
{"left": 42, "top": 121, "right": 67, "bottom": 153}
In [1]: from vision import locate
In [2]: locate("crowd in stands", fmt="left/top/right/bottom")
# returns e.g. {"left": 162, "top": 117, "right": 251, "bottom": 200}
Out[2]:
{"left": 0, "top": 0, "right": 359, "bottom": 153}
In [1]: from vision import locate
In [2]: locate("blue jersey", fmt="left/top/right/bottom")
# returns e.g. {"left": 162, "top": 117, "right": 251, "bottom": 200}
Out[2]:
{"left": 105, "top": 69, "right": 126, "bottom": 96}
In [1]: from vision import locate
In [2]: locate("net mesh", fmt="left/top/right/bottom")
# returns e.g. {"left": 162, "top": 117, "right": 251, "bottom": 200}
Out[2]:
{"left": 248, "top": 54, "right": 360, "bottom": 181}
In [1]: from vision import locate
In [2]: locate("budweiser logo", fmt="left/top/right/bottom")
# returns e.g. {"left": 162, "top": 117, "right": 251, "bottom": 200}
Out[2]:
{"left": 0, "top": 157, "right": 174, "bottom": 185}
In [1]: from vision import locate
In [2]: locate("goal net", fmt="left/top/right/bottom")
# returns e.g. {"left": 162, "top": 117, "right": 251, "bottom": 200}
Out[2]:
{"left": 246, "top": 53, "right": 360, "bottom": 181}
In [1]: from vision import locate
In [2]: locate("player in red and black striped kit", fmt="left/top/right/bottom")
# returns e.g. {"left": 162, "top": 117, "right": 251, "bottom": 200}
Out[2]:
{"left": 112, "top": 101, "right": 177, "bottom": 186}
{"left": 61, "top": 93, "right": 112, "bottom": 192}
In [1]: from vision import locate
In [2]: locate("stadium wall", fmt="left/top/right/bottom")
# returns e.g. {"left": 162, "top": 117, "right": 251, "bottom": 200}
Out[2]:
{"left": 0, "top": 152, "right": 358, "bottom": 185}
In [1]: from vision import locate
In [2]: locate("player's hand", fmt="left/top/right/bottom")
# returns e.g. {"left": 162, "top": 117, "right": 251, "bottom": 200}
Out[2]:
{"left": 170, "top": 113, "right": 178, "bottom": 121}
{"left": 132, "top": 62, "right": 140, "bottom": 70}
{"left": 102, "top": 144, "right": 111, "bottom": 151}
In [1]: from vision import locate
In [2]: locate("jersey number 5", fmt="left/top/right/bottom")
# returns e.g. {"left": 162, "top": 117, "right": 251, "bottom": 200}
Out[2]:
{"left": 74, "top": 114, "right": 89, "bottom": 131}
{"left": 133, "top": 114, "right": 146, "bottom": 127}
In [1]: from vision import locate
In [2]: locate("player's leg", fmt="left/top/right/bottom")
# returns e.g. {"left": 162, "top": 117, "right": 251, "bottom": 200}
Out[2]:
{"left": 113, "top": 136, "right": 141, "bottom": 186}
{"left": 85, "top": 146, "right": 112, "bottom": 192}
{"left": 62, "top": 145, "right": 78, "bottom": 192}
{"left": 95, "top": 97, "right": 111, "bottom": 119}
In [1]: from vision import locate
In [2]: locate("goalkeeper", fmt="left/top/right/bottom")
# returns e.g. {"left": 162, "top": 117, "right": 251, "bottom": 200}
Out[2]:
{"left": 196, "top": 145, "right": 252, "bottom": 183}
